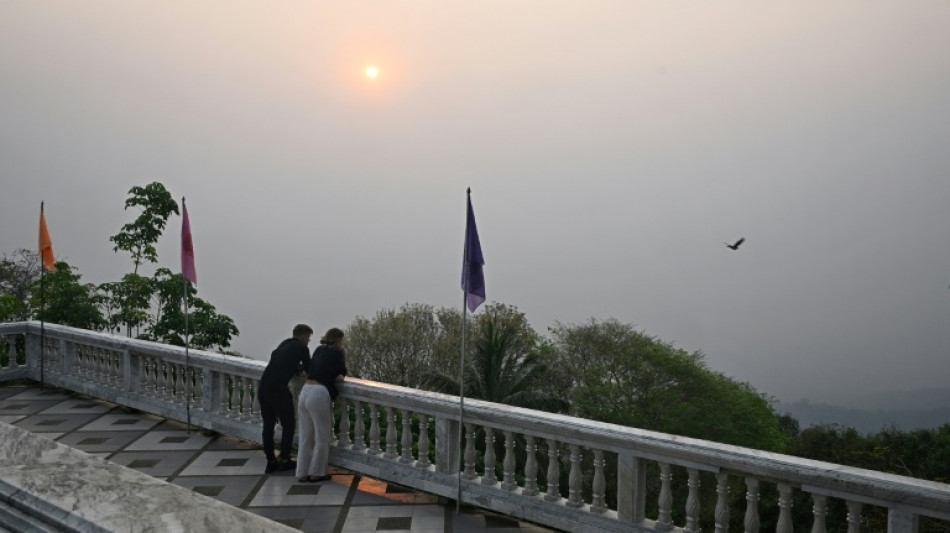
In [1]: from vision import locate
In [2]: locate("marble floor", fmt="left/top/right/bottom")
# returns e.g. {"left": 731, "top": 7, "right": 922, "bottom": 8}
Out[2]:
{"left": 0, "top": 384, "right": 557, "bottom": 533}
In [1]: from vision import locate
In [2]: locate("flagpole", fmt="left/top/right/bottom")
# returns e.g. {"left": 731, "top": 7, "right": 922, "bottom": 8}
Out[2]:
{"left": 39, "top": 201, "right": 46, "bottom": 389}
{"left": 182, "top": 196, "right": 192, "bottom": 434}
{"left": 184, "top": 276, "right": 191, "bottom": 433}
{"left": 457, "top": 263, "right": 469, "bottom": 513}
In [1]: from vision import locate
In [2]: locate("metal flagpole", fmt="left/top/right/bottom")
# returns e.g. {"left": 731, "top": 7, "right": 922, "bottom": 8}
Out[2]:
{"left": 39, "top": 201, "right": 46, "bottom": 389}
{"left": 457, "top": 268, "right": 469, "bottom": 513}
{"left": 184, "top": 276, "right": 191, "bottom": 433}
{"left": 40, "top": 257, "right": 45, "bottom": 389}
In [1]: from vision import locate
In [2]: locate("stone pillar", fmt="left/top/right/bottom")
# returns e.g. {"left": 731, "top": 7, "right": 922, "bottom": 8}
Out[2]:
{"left": 887, "top": 509, "right": 918, "bottom": 533}
{"left": 435, "top": 417, "right": 460, "bottom": 475}
{"left": 617, "top": 451, "right": 646, "bottom": 523}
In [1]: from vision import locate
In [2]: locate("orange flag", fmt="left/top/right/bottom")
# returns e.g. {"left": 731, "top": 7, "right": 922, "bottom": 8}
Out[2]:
{"left": 39, "top": 202, "right": 55, "bottom": 271}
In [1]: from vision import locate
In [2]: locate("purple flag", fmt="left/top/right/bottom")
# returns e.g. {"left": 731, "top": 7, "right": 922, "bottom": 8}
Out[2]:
{"left": 181, "top": 198, "right": 197, "bottom": 284}
{"left": 461, "top": 189, "right": 485, "bottom": 312}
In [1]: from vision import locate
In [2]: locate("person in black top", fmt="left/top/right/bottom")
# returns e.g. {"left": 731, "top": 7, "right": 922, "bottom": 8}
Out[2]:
{"left": 259, "top": 323, "right": 312, "bottom": 473}
{"left": 296, "top": 327, "right": 347, "bottom": 482}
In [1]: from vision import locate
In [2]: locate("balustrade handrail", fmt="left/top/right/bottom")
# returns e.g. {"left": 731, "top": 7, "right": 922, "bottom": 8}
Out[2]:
{"left": 2, "top": 320, "right": 948, "bottom": 532}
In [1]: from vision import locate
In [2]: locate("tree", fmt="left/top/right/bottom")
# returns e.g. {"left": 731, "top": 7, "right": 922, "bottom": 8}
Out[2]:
{"left": 98, "top": 274, "right": 154, "bottom": 336}
{"left": 0, "top": 249, "right": 40, "bottom": 322}
{"left": 145, "top": 268, "right": 238, "bottom": 351}
{"left": 550, "top": 318, "right": 786, "bottom": 451}
{"left": 109, "top": 182, "right": 179, "bottom": 274}
{"left": 424, "top": 303, "right": 568, "bottom": 412}
{"left": 29, "top": 261, "right": 106, "bottom": 330}
{"left": 346, "top": 303, "right": 444, "bottom": 388}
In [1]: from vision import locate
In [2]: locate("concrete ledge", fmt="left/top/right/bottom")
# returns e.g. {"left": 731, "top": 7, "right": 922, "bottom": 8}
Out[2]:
{"left": 0, "top": 421, "right": 298, "bottom": 533}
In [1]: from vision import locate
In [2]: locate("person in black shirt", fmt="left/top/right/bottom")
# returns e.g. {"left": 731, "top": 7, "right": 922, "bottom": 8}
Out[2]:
{"left": 296, "top": 327, "right": 347, "bottom": 482}
{"left": 259, "top": 324, "right": 312, "bottom": 473}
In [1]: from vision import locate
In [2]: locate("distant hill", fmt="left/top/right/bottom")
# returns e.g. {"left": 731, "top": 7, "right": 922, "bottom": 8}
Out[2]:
{"left": 777, "top": 388, "right": 950, "bottom": 434}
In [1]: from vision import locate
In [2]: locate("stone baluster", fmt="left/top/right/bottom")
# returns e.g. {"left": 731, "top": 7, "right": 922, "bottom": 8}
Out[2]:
{"left": 178, "top": 364, "right": 188, "bottom": 401}
{"left": 567, "top": 444, "right": 583, "bottom": 507}
{"left": 501, "top": 431, "right": 517, "bottom": 491}
{"left": 111, "top": 350, "right": 120, "bottom": 385}
{"left": 86, "top": 347, "right": 96, "bottom": 381}
{"left": 384, "top": 407, "right": 398, "bottom": 458}
{"left": 86, "top": 347, "right": 94, "bottom": 379}
{"left": 685, "top": 468, "right": 700, "bottom": 533}
{"left": 590, "top": 449, "right": 607, "bottom": 513}
{"left": 353, "top": 401, "right": 366, "bottom": 451}
{"left": 162, "top": 361, "right": 172, "bottom": 397}
{"left": 339, "top": 400, "right": 351, "bottom": 447}
{"left": 482, "top": 427, "right": 497, "bottom": 485}
{"left": 777, "top": 483, "right": 793, "bottom": 533}
{"left": 329, "top": 399, "right": 337, "bottom": 442}
{"left": 192, "top": 369, "right": 203, "bottom": 408}
{"left": 744, "top": 477, "right": 760, "bottom": 533}
{"left": 150, "top": 358, "right": 160, "bottom": 395}
{"left": 220, "top": 374, "right": 232, "bottom": 416}
{"left": 98, "top": 348, "right": 107, "bottom": 382}
{"left": 523, "top": 436, "right": 539, "bottom": 496}
{"left": 138, "top": 356, "right": 149, "bottom": 394}
{"left": 810, "top": 494, "right": 827, "bottom": 533}
{"left": 101, "top": 350, "right": 111, "bottom": 384}
{"left": 399, "top": 409, "right": 414, "bottom": 463}
{"left": 416, "top": 414, "right": 430, "bottom": 467}
{"left": 846, "top": 501, "right": 862, "bottom": 533}
{"left": 462, "top": 423, "right": 477, "bottom": 480}
{"left": 715, "top": 473, "right": 730, "bottom": 533}
{"left": 368, "top": 404, "right": 381, "bottom": 454}
{"left": 241, "top": 377, "right": 254, "bottom": 420}
{"left": 544, "top": 439, "right": 560, "bottom": 502}
{"left": 657, "top": 462, "right": 673, "bottom": 531}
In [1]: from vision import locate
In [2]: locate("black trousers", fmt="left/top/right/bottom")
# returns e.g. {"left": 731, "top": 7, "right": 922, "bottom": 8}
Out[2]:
{"left": 259, "top": 385, "right": 295, "bottom": 462}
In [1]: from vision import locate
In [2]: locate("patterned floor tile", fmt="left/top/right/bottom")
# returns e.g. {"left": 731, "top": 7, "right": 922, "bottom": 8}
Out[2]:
{"left": 0, "top": 399, "right": 63, "bottom": 416}
{"left": 39, "top": 397, "right": 115, "bottom": 415}
{"left": 4, "top": 388, "right": 73, "bottom": 401}
{"left": 169, "top": 475, "right": 261, "bottom": 506}
{"left": 56, "top": 430, "right": 145, "bottom": 453}
{"left": 77, "top": 412, "right": 163, "bottom": 432}
{"left": 104, "top": 450, "right": 200, "bottom": 478}
{"left": 176, "top": 450, "right": 269, "bottom": 476}
{"left": 124, "top": 430, "right": 213, "bottom": 451}
{"left": 249, "top": 475, "right": 351, "bottom": 507}
{"left": 13, "top": 413, "right": 103, "bottom": 433}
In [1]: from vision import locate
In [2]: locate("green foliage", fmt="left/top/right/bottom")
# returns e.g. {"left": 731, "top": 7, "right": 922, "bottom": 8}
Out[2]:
{"left": 550, "top": 318, "right": 787, "bottom": 451}
{"left": 0, "top": 249, "right": 40, "bottom": 321}
{"left": 28, "top": 261, "right": 106, "bottom": 330}
{"left": 144, "top": 268, "right": 238, "bottom": 350}
{"left": 424, "top": 303, "right": 568, "bottom": 412}
{"left": 108, "top": 182, "right": 179, "bottom": 274}
{"left": 99, "top": 273, "right": 154, "bottom": 336}
{"left": 346, "top": 303, "right": 444, "bottom": 388}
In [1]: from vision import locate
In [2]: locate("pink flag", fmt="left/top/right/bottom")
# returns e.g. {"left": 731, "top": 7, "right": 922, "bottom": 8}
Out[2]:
{"left": 181, "top": 198, "right": 197, "bottom": 284}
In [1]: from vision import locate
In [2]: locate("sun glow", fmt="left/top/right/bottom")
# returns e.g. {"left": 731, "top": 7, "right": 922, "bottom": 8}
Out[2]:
{"left": 364, "top": 65, "right": 379, "bottom": 79}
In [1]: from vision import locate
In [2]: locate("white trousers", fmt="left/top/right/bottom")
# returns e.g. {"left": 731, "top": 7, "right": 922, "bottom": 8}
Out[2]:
{"left": 295, "top": 383, "right": 332, "bottom": 478}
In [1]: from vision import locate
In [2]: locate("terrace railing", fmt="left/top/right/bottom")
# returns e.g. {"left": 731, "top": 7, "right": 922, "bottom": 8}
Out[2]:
{"left": 1, "top": 321, "right": 948, "bottom": 533}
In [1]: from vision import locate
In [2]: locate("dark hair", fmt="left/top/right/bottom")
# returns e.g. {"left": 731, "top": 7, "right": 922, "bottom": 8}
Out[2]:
{"left": 292, "top": 324, "right": 314, "bottom": 337}
{"left": 320, "top": 327, "right": 344, "bottom": 346}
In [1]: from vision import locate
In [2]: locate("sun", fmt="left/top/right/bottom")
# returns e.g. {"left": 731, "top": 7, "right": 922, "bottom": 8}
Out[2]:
{"left": 364, "top": 65, "right": 379, "bottom": 79}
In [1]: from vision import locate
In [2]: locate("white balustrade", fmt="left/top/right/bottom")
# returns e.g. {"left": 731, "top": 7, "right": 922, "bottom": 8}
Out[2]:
{"left": 1, "top": 321, "right": 948, "bottom": 533}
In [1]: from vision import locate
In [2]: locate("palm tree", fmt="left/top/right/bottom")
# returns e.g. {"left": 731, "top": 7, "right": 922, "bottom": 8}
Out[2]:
{"left": 424, "top": 305, "right": 567, "bottom": 413}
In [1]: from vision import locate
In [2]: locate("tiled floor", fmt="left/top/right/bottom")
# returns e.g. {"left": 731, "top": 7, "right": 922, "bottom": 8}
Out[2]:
{"left": 0, "top": 384, "right": 556, "bottom": 533}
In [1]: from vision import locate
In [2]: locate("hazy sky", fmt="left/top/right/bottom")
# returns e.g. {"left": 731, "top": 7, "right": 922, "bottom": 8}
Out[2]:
{"left": 3, "top": 2, "right": 949, "bottom": 407}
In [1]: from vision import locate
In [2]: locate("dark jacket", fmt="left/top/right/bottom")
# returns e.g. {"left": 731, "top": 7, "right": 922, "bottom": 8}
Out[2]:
{"left": 260, "top": 338, "right": 310, "bottom": 391}
{"left": 308, "top": 345, "right": 347, "bottom": 399}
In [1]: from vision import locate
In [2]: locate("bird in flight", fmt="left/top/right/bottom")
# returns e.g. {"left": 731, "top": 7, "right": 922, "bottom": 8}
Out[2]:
{"left": 725, "top": 237, "right": 745, "bottom": 250}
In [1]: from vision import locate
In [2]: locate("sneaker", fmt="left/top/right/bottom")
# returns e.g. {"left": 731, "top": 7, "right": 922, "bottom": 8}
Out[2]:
{"left": 276, "top": 459, "right": 297, "bottom": 471}
{"left": 265, "top": 460, "right": 279, "bottom": 474}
